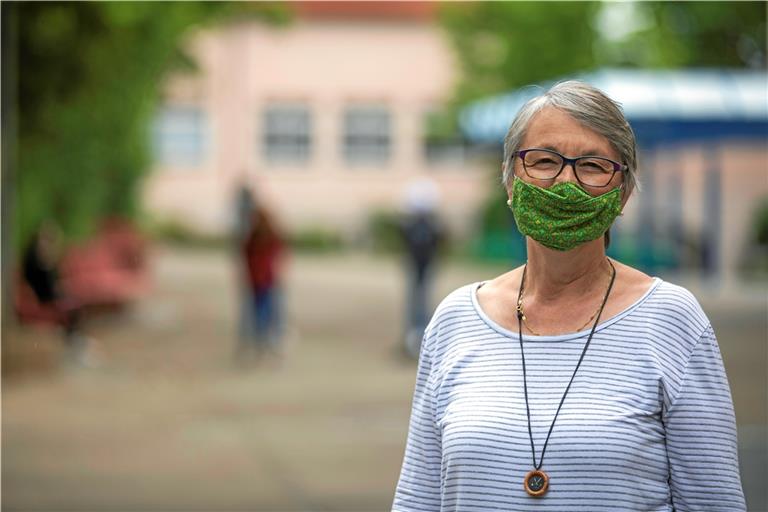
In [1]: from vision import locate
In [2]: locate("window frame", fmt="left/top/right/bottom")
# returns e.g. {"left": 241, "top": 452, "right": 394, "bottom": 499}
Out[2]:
{"left": 262, "top": 103, "right": 312, "bottom": 165}
{"left": 152, "top": 105, "right": 208, "bottom": 168}
{"left": 342, "top": 105, "right": 392, "bottom": 166}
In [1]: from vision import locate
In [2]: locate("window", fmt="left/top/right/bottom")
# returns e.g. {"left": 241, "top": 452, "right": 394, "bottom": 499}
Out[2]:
{"left": 343, "top": 106, "right": 391, "bottom": 164}
{"left": 423, "top": 108, "right": 467, "bottom": 167}
{"left": 152, "top": 106, "right": 207, "bottom": 166}
{"left": 263, "top": 104, "right": 311, "bottom": 163}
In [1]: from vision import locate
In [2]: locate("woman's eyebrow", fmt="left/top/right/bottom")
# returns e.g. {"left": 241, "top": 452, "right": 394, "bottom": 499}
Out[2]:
{"left": 536, "top": 144, "right": 612, "bottom": 157}
{"left": 580, "top": 149, "right": 612, "bottom": 157}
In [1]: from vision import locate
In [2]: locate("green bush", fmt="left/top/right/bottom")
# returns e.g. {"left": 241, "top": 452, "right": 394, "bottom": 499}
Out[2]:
{"left": 287, "top": 227, "right": 344, "bottom": 253}
{"left": 148, "top": 218, "right": 228, "bottom": 249}
{"left": 753, "top": 197, "right": 768, "bottom": 246}
{"left": 367, "top": 210, "right": 403, "bottom": 254}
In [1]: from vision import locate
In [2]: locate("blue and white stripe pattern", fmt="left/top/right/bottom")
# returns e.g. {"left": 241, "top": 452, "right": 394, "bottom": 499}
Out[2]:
{"left": 393, "top": 278, "right": 745, "bottom": 511}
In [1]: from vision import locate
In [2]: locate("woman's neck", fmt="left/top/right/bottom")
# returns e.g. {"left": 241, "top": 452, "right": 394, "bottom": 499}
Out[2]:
{"left": 523, "top": 237, "right": 610, "bottom": 302}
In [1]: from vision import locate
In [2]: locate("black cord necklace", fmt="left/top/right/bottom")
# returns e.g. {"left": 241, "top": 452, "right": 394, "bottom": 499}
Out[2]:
{"left": 517, "top": 258, "right": 616, "bottom": 497}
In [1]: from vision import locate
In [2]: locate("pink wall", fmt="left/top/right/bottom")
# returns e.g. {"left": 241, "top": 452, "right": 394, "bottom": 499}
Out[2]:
{"left": 145, "top": 19, "right": 489, "bottom": 239}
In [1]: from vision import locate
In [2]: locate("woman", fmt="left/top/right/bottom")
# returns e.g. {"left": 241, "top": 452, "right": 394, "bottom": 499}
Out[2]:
{"left": 393, "top": 81, "right": 745, "bottom": 511}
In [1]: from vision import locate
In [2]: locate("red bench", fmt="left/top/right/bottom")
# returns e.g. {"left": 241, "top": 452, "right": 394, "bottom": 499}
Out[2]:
{"left": 15, "top": 218, "right": 149, "bottom": 325}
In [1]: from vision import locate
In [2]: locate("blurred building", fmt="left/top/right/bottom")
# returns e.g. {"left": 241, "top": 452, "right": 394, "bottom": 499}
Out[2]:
{"left": 145, "top": 2, "right": 489, "bottom": 241}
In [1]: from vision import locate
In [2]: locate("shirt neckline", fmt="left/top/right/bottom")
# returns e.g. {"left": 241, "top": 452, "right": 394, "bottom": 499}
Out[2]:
{"left": 470, "top": 276, "right": 663, "bottom": 342}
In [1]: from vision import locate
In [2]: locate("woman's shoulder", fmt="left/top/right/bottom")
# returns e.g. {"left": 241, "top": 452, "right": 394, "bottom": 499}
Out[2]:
{"left": 644, "top": 277, "right": 708, "bottom": 323}
{"left": 610, "top": 265, "right": 714, "bottom": 377}
{"left": 612, "top": 260, "right": 705, "bottom": 320}
{"left": 619, "top": 271, "right": 713, "bottom": 352}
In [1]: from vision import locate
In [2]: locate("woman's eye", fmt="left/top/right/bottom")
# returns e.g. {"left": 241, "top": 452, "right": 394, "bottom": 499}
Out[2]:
{"left": 580, "top": 160, "right": 611, "bottom": 172}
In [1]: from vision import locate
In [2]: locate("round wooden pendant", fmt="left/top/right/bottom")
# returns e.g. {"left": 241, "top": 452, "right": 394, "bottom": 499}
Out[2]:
{"left": 524, "top": 469, "right": 549, "bottom": 496}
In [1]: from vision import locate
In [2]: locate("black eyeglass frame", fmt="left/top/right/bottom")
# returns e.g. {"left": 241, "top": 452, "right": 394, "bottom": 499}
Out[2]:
{"left": 514, "top": 148, "right": 628, "bottom": 188}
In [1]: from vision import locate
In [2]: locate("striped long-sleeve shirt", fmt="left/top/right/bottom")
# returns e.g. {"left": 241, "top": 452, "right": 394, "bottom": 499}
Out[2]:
{"left": 393, "top": 278, "right": 746, "bottom": 511}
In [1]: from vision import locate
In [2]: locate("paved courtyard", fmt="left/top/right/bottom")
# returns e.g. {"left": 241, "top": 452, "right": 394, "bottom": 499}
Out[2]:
{"left": 3, "top": 247, "right": 766, "bottom": 511}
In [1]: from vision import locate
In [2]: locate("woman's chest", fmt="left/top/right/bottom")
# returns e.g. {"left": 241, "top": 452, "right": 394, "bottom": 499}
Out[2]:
{"left": 435, "top": 341, "right": 667, "bottom": 472}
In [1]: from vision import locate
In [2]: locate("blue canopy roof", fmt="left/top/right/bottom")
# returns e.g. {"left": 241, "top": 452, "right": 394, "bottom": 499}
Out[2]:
{"left": 459, "top": 68, "right": 768, "bottom": 146}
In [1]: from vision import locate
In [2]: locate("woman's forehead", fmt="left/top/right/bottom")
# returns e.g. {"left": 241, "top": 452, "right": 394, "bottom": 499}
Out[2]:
{"left": 522, "top": 107, "right": 617, "bottom": 158}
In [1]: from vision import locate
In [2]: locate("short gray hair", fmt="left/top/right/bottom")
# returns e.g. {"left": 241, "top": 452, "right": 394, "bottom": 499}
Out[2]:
{"left": 501, "top": 80, "right": 638, "bottom": 194}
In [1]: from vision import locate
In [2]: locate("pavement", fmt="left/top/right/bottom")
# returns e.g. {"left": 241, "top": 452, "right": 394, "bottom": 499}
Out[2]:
{"left": 3, "top": 247, "right": 767, "bottom": 511}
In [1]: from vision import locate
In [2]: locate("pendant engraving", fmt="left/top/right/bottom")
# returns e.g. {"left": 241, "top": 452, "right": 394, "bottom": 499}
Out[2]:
{"left": 524, "top": 469, "right": 549, "bottom": 496}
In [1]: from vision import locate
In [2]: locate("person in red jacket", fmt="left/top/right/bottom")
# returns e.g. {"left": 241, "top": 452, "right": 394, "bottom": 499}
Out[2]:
{"left": 238, "top": 204, "right": 285, "bottom": 362}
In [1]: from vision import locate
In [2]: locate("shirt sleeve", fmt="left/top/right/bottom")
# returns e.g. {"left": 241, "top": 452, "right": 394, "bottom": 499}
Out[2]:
{"left": 392, "top": 332, "right": 442, "bottom": 512}
{"left": 663, "top": 325, "right": 746, "bottom": 511}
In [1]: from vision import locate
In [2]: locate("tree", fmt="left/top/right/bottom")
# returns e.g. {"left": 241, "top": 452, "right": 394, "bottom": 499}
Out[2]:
{"left": 594, "top": 2, "right": 766, "bottom": 69}
{"left": 439, "top": 2, "right": 601, "bottom": 107}
{"left": 3, "top": 2, "right": 289, "bottom": 251}
{"left": 440, "top": 1, "right": 766, "bottom": 108}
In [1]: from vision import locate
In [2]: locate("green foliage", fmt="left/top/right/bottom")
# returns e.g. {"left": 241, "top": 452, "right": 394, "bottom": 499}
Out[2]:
{"left": 753, "top": 197, "right": 768, "bottom": 246}
{"left": 595, "top": 2, "right": 766, "bottom": 68}
{"left": 367, "top": 210, "right": 403, "bottom": 253}
{"left": 6, "top": 1, "right": 289, "bottom": 250}
{"left": 424, "top": 108, "right": 461, "bottom": 144}
{"left": 148, "top": 217, "right": 229, "bottom": 249}
{"left": 288, "top": 227, "right": 344, "bottom": 253}
{"left": 439, "top": 2, "right": 601, "bottom": 106}
{"left": 440, "top": 1, "right": 765, "bottom": 109}
{"left": 469, "top": 169, "right": 526, "bottom": 262}
{"left": 741, "top": 197, "right": 768, "bottom": 275}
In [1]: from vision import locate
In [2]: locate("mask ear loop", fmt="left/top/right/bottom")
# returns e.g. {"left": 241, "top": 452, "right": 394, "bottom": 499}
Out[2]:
{"left": 505, "top": 160, "right": 518, "bottom": 208}
{"left": 507, "top": 176, "right": 514, "bottom": 208}
{"left": 618, "top": 181, "right": 627, "bottom": 216}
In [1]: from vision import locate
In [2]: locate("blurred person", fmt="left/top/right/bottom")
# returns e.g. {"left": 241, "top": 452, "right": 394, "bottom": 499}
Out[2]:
{"left": 232, "top": 181, "right": 257, "bottom": 347}
{"left": 393, "top": 82, "right": 745, "bottom": 510}
{"left": 399, "top": 178, "right": 443, "bottom": 359}
{"left": 234, "top": 180, "right": 256, "bottom": 244}
{"left": 237, "top": 203, "right": 285, "bottom": 364}
{"left": 20, "top": 221, "right": 100, "bottom": 367}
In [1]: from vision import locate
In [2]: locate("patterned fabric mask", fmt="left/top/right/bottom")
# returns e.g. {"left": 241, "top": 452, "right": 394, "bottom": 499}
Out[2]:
{"left": 509, "top": 179, "right": 622, "bottom": 251}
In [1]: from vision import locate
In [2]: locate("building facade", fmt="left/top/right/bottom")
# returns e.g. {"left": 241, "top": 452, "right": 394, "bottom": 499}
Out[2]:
{"left": 145, "top": 4, "right": 490, "bottom": 241}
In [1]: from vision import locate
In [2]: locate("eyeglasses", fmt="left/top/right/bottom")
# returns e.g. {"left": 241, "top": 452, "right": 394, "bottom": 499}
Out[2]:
{"left": 514, "top": 148, "right": 627, "bottom": 188}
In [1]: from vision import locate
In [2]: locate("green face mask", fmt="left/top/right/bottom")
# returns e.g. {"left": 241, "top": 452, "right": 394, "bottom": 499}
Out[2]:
{"left": 509, "top": 179, "right": 622, "bottom": 251}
